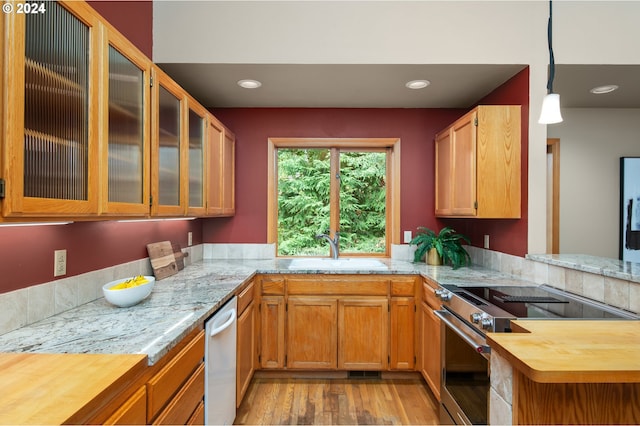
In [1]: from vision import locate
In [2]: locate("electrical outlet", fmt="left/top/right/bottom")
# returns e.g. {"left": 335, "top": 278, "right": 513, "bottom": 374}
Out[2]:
{"left": 54, "top": 249, "right": 67, "bottom": 277}
{"left": 403, "top": 230, "right": 412, "bottom": 244}
{"left": 484, "top": 235, "right": 490, "bottom": 249}
{"left": 188, "top": 232, "right": 193, "bottom": 247}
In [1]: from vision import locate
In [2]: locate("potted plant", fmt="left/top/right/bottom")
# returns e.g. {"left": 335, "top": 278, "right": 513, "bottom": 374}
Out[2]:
{"left": 409, "top": 226, "right": 471, "bottom": 269}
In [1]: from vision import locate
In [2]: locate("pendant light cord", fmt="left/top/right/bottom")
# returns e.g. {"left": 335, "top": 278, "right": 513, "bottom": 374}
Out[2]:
{"left": 547, "top": 0, "right": 555, "bottom": 94}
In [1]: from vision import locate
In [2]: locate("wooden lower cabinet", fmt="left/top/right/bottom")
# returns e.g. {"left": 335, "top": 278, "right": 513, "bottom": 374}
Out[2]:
{"left": 390, "top": 297, "right": 415, "bottom": 370}
{"left": 338, "top": 297, "right": 389, "bottom": 370}
{"left": 513, "top": 370, "right": 640, "bottom": 424}
{"left": 257, "top": 275, "right": 421, "bottom": 373}
{"left": 287, "top": 296, "right": 338, "bottom": 369}
{"left": 236, "top": 282, "right": 256, "bottom": 406}
{"left": 286, "top": 295, "right": 390, "bottom": 371}
{"left": 186, "top": 401, "right": 204, "bottom": 425}
{"left": 420, "top": 301, "right": 441, "bottom": 400}
{"left": 103, "top": 386, "right": 147, "bottom": 425}
{"left": 260, "top": 295, "right": 285, "bottom": 369}
{"left": 147, "top": 330, "right": 205, "bottom": 425}
{"left": 152, "top": 363, "right": 204, "bottom": 425}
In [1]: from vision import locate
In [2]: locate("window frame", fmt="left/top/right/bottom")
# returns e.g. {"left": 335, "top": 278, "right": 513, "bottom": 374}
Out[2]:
{"left": 267, "top": 138, "right": 401, "bottom": 257}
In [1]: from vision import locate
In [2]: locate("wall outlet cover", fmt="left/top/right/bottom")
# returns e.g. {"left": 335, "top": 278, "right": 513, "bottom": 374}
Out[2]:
{"left": 54, "top": 249, "right": 67, "bottom": 277}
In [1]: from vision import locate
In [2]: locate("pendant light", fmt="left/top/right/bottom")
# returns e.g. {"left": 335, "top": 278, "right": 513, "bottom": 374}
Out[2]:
{"left": 538, "top": 0, "right": 563, "bottom": 124}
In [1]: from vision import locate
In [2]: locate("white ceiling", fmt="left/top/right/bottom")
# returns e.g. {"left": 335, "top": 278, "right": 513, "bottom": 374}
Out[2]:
{"left": 157, "top": 62, "right": 640, "bottom": 109}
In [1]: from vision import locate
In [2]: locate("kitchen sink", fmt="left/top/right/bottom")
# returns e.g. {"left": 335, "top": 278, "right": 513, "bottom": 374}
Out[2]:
{"left": 288, "top": 258, "right": 388, "bottom": 270}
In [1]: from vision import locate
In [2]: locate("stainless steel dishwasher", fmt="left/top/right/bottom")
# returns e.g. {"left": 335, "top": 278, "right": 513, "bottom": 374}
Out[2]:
{"left": 204, "top": 296, "right": 237, "bottom": 425}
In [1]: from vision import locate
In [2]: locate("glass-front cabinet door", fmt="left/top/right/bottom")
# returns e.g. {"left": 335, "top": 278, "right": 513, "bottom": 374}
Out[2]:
{"left": 151, "top": 67, "right": 186, "bottom": 216}
{"left": 1, "top": 1, "right": 101, "bottom": 217}
{"left": 101, "top": 29, "right": 151, "bottom": 216}
{"left": 187, "top": 100, "right": 207, "bottom": 216}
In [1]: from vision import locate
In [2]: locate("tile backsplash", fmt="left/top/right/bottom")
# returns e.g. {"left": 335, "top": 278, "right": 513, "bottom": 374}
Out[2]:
{"left": 0, "top": 245, "right": 202, "bottom": 336}
{"left": 467, "top": 246, "right": 640, "bottom": 315}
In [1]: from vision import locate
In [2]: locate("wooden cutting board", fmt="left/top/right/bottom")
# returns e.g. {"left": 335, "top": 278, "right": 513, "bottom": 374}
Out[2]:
{"left": 147, "top": 241, "right": 178, "bottom": 280}
{"left": 171, "top": 241, "right": 188, "bottom": 270}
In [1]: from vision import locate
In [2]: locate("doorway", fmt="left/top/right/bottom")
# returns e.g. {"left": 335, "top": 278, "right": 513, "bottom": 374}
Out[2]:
{"left": 546, "top": 138, "right": 560, "bottom": 253}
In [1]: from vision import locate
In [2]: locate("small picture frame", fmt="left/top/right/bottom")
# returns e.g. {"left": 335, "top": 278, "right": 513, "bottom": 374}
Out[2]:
{"left": 620, "top": 157, "right": 640, "bottom": 262}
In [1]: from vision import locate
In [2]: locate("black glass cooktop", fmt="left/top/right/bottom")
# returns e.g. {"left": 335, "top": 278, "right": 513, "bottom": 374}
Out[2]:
{"left": 452, "top": 285, "right": 638, "bottom": 320}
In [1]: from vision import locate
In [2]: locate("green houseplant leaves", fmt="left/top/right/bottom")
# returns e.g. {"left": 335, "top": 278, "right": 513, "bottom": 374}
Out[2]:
{"left": 409, "top": 226, "right": 471, "bottom": 269}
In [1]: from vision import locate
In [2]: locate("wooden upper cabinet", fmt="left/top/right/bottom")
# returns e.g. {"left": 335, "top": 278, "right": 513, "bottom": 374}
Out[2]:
{"left": 434, "top": 105, "right": 521, "bottom": 218}
{"left": 186, "top": 100, "right": 207, "bottom": 217}
{"left": 206, "top": 117, "right": 223, "bottom": 216}
{"left": 1, "top": 1, "right": 234, "bottom": 221}
{"left": 1, "top": 1, "right": 101, "bottom": 218}
{"left": 151, "top": 67, "right": 188, "bottom": 216}
{"left": 434, "top": 128, "right": 453, "bottom": 216}
{"left": 206, "top": 116, "right": 235, "bottom": 216}
{"left": 100, "top": 25, "right": 152, "bottom": 217}
{"left": 450, "top": 112, "right": 477, "bottom": 216}
{"left": 222, "top": 129, "right": 236, "bottom": 216}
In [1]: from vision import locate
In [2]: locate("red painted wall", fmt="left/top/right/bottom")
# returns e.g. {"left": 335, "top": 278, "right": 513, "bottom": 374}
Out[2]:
{"left": 204, "top": 108, "right": 462, "bottom": 243}
{"left": 206, "top": 68, "right": 530, "bottom": 257}
{"left": 87, "top": 1, "right": 153, "bottom": 58}
{"left": 0, "top": 220, "right": 202, "bottom": 294}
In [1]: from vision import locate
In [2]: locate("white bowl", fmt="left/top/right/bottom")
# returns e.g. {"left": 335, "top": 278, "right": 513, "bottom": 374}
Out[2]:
{"left": 102, "top": 276, "right": 155, "bottom": 308}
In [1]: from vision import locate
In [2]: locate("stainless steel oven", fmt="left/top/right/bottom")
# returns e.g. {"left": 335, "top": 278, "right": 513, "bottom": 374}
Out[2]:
{"left": 432, "top": 283, "right": 639, "bottom": 425}
{"left": 436, "top": 309, "right": 490, "bottom": 425}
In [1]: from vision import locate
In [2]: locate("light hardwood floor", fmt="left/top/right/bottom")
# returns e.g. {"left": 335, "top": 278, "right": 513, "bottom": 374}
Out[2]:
{"left": 235, "top": 377, "right": 440, "bottom": 425}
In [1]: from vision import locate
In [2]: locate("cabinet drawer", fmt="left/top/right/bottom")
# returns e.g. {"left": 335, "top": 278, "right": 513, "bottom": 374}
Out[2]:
{"left": 104, "top": 386, "right": 147, "bottom": 425}
{"left": 288, "top": 278, "right": 388, "bottom": 296}
{"left": 147, "top": 331, "right": 205, "bottom": 421}
{"left": 237, "top": 280, "right": 254, "bottom": 316}
{"left": 152, "top": 363, "right": 204, "bottom": 425}
{"left": 391, "top": 278, "right": 416, "bottom": 296}
{"left": 423, "top": 282, "right": 441, "bottom": 311}
{"left": 261, "top": 276, "right": 285, "bottom": 295}
{"left": 186, "top": 401, "right": 204, "bottom": 425}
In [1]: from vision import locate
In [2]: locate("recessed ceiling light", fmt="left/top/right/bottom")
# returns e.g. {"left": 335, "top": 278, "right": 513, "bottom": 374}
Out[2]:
{"left": 405, "top": 80, "right": 430, "bottom": 90}
{"left": 237, "top": 79, "right": 262, "bottom": 89}
{"left": 590, "top": 85, "right": 618, "bottom": 94}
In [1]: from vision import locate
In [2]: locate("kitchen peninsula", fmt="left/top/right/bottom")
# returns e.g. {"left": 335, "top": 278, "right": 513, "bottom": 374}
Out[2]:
{"left": 488, "top": 320, "right": 640, "bottom": 425}
{"left": 0, "top": 255, "right": 639, "bottom": 425}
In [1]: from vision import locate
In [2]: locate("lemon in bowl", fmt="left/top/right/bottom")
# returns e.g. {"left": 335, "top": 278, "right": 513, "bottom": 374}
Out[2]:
{"left": 102, "top": 275, "right": 155, "bottom": 308}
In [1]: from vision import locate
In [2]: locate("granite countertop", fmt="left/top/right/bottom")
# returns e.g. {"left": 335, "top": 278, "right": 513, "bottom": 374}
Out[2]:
{"left": 527, "top": 253, "right": 640, "bottom": 284}
{"left": 0, "top": 258, "right": 533, "bottom": 365}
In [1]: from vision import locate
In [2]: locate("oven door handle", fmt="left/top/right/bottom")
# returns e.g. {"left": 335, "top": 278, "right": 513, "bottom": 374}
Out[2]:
{"left": 435, "top": 310, "right": 491, "bottom": 355}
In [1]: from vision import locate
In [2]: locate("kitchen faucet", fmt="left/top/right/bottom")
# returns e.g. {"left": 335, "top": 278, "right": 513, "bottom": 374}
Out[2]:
{"left": 316, "top": 231, "right": 340, "bottom": 259}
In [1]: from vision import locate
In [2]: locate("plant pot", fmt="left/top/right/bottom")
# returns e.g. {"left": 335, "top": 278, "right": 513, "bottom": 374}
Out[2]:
{"left": 426, "top": 248, "right": 442, "bottom": 266}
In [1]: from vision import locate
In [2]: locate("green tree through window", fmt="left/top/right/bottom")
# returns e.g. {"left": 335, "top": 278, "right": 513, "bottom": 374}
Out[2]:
{"left": 277, "top": 148, "right": 387, "bottom": 256}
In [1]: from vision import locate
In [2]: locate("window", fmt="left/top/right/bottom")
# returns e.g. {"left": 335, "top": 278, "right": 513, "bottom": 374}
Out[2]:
{"left": 268, "top": 138, "right": 401, "bottom": 257}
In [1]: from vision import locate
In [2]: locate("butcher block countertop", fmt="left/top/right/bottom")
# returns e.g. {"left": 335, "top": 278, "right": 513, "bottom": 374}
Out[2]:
{"left": 487, "top": 319, "right": 640, "bottom": 383}
{"left": 0, "top": 352, "right": 147, "bottom": 425}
